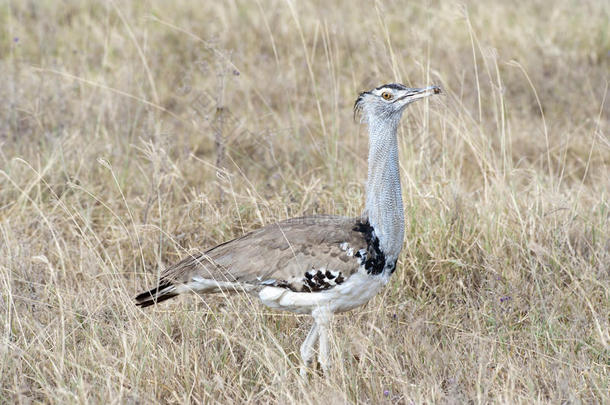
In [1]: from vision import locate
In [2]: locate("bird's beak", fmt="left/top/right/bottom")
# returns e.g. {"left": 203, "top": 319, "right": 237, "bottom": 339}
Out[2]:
{"left": 395, "top": 85, "right": 442, "bottom": 104}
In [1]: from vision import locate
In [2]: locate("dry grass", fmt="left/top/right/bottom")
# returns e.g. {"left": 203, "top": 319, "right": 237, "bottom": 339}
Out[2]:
{"left": 1, "top": 0, "right": 608, "bottom": 403}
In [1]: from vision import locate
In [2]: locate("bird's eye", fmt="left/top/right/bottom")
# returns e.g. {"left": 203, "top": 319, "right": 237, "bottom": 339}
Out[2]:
{"left": 381, "top": 92, "right": 393, "bottom": 100}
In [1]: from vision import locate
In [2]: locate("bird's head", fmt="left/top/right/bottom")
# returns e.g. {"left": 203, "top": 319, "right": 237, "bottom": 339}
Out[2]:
{"left": 354, "top": 83, "right": 441, "bottom": 124}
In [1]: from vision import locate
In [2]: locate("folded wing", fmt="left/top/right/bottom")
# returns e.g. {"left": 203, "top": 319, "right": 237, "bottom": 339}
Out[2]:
{"left": 135, "top": 216, "right": 370, "bottom": 307}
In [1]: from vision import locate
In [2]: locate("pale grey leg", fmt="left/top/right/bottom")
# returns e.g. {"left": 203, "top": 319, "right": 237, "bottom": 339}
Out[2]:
{"left": 299, "top": 321, "right": 319, "bottom": 378}
{"left": 312, "top": 307, "right": 333, "bottom": 376}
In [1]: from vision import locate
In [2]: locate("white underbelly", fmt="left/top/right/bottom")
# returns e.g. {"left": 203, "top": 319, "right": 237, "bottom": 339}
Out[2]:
{"left": 257, "top": 267, "right": 390, "bottom": 314}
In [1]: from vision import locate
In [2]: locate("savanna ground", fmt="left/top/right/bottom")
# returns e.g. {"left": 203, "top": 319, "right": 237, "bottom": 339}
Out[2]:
{"left": 1, "top": 0, "right": 608, "bottom": 403}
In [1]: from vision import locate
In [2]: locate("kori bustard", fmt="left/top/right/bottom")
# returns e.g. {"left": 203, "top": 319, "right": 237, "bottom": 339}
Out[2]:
{"left": 135, "top": 83, "right": 441, "bottom": 376}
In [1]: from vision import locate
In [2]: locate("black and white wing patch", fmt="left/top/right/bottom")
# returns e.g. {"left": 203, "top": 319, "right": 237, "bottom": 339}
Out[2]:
{"left": 251, "top": 220, "right": 395, "bottom": 293}
{"left": 303, "top": 268, "right": 346, "bottom": 292}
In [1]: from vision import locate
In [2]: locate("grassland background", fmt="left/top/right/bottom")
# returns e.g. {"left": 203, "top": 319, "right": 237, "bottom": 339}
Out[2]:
{"left": 0, "top": 0, "right": 608, "bottom": 403}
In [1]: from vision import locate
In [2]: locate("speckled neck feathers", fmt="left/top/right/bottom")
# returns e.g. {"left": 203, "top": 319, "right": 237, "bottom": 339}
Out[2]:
{"left": 363, "top": 114, "right": 405, "bottom": 266}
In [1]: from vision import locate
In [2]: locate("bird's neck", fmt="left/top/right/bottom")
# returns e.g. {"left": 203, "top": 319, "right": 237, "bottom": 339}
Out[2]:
{"left": 364, "top": 118, "right": 405, "bottom": 265}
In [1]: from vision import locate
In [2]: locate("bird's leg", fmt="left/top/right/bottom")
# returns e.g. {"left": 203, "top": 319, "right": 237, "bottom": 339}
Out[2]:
{"left": 299, "top": 321, "right": 319, "bottom": 378}
{"left": 312, "top": 307, "right": 333, "bottom": 376}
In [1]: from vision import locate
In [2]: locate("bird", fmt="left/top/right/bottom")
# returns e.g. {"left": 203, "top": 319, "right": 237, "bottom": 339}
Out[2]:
{"left": 135, "top": 83, "right": 441, "bottom": 376}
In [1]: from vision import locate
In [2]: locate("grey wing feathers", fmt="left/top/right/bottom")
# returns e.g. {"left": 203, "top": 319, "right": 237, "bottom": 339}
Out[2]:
{"left": 135, "top": 216, "right": 367, "bottom": 306}
{"left": 212, "top": 217, "right": 364, "bottom": 280}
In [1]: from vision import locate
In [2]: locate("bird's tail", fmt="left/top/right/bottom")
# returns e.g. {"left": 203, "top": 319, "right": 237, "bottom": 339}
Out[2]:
{"left": 134, "top": 282, "right": 179, "bottom": 308}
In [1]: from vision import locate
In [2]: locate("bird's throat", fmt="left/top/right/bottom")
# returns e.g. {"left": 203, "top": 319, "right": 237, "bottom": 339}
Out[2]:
{"left": 364, "top": 119, "right": 405, "bottom": 266}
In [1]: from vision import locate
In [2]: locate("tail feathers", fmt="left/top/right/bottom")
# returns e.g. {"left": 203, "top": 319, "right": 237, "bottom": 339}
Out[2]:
{"left": 134, "top": 282, "right": 178, "bottom": 308}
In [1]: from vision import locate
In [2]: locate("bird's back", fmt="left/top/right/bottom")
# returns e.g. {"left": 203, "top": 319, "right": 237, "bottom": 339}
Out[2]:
{"left": 135, "top": 215, "right": 383, "bottom": 309}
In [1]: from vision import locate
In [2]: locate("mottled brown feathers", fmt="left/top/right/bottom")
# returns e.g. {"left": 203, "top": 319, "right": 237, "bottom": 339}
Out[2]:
{"left": 135, "top": 216, "right": 372, "bottom": 306}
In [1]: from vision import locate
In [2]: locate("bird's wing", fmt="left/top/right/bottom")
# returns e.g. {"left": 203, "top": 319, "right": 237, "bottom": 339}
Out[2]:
{"left": 155, "top": 215, "right": 373, "bottom": 293}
